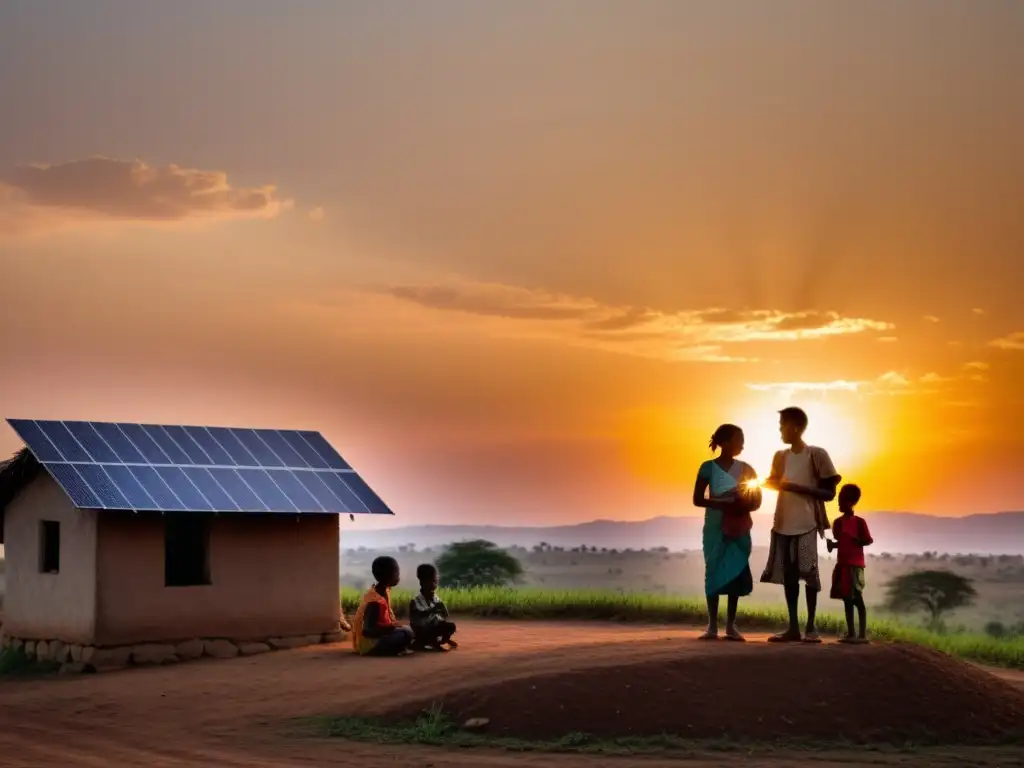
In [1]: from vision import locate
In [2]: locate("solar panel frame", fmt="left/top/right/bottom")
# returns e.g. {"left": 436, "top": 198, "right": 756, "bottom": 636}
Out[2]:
{"left": 5, "top": 418, "right": 393, "bottom": 516}
{"left": 45, "top": 463, "right": 102, "bottom": 508}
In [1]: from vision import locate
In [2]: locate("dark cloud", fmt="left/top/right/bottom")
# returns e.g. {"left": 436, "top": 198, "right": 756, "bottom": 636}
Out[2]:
{"left": 692, "top": 308, "right": 758, "bottom": 325}
{"left": 583, "top": 307, "right": 658, "bottom": 331}
{"left": 385, "top": 284, "right": 596, "bottom": 321}
{"left": 0, "top": 156, "right": 289, "bottom": 224}
{"left": 769, "top": 312, "right": 836, "bottom": 332}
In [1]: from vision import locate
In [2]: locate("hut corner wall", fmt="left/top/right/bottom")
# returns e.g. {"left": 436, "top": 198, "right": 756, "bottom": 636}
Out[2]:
{"left": 1, "top": 473, "right": 98, "bottom": 643}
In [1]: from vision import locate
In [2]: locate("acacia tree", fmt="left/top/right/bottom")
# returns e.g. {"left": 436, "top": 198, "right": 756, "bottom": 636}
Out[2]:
{"left": 884, "top": 569, "right": 977, "bottom": 628}
{"left": 435, "top": 539, "right": 524, "bottom": 589}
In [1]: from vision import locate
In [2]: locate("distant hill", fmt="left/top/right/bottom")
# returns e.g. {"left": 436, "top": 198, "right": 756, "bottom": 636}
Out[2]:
{"left": 343, "top": 511, "right": 1024, "bottom": 555}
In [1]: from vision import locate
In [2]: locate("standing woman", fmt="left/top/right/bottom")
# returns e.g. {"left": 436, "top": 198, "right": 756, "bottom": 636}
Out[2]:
{"left": 692, "top": 424, "right": 762, "bottom": 640}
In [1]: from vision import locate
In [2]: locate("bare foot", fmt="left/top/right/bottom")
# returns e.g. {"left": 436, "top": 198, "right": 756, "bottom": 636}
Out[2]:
{"left": 838, "top": 634, "right": 856, "bottom": 644}
{"left": 724, "top": 627, "right": 746, "bottom": 642}
{"left": 339, "top": 619, "right": 353, "bottom": 633}
{"left": 802, "top": 630, "right": 822, "bottom": 644}
{"left": 853, "top": 636, "right": 870, "bottom": 645}
{"left": 445, "top": 639, "right": 459, "bottom": 650}
{"left": 767, "top": 629, "right": 802, "bottom": 643}
{"left": 698, "top": 627, "right": 719, "bottom": 640}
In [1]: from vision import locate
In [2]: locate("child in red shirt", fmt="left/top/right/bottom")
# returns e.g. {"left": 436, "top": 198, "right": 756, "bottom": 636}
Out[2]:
{"left": 827, "top": 484, "right": 873, "bottom": 643}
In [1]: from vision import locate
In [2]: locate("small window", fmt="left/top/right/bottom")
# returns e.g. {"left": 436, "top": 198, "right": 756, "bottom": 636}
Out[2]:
{"left": 40, "top": 520, "right": 60, "bottom": 574}
{"left": 164, "top": 514, "right": 211, "bottom": 587}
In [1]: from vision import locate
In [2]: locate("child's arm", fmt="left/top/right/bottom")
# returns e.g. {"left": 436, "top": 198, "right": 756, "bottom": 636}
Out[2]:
{"left": 857, "top": 518, "right": 874, "bottom": 547}
{"left": 361, "top": 603, "right": 396, "bottom": 637}
{"left": 780, "top": 476, "right": 840, "bottom": 501}
{"left": 409, "top": 596, "right": 431, "bottom": 628}
{"left": 825, "top": 518, "right": 841, "bottom": 552}
{"left": 436, "top": 599, "right": 450, "bottom": 620}
{"left": 761, "top": 451, "right": 786, "bottom": 491}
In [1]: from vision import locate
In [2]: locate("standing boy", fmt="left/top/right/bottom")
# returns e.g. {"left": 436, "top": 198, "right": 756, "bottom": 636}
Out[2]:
{"left": 761, "top": 407, "right": 841, "bottom": 643}
{"left": 827, "top": 484, "right": 873, "bottom": 643}
{"left": 409, "top": 563, "right": 458, "bottom": 651}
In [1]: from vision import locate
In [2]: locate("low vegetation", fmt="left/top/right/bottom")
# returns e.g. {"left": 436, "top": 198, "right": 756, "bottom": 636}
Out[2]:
{"left": 342, "top": 585, "right": 1024, "bottom": 669}
{"left": 302, "top": 707, "right": 1024, "bottom": 758}
{"left": 342, "top": 545, "right": 1024, "bottom": 633}
{"left": 303, "top": 706, "right": 824, "bottom": 754}
{"left": 0, "top": 646, "right": 61, "bottom": 678}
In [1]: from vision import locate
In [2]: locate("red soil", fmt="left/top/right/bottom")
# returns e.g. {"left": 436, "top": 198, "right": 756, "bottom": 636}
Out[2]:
{"left": 0, "top": 622, "right": 1021, "bottom": 767}
{"left": 384, "top": 641, "right": 1024, "bottom": 745}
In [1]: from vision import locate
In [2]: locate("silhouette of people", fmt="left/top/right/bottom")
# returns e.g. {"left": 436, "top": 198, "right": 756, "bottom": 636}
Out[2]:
{"left": 351, "top": 556, "right": 415, "bottom": 656}
{"left": 827, "top": 483, "right": 873, "bottom": 643}
{"left": 761, "top": 407, "right": 841, "bottom": 643}
{"left": 693, "top": 424, "right": 762, "bottom": 641}
{"left": 409, "top": 563, "right": 459, "bottom": 651}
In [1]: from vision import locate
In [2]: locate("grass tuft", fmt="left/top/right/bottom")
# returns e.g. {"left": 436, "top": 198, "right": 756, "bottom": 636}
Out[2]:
{"left": 342, "top": 586, "right": 1024, "bottom": 669}
{"left": 0, "top": 647, "right": 61, "bottom": 678}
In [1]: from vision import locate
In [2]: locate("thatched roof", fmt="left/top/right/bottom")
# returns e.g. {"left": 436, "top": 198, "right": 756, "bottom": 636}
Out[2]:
{"left": 0, "top": 447, "right": 41, "bottom": 513}
{"left": 1, "top": 447, "right": 42, "bottom": 543}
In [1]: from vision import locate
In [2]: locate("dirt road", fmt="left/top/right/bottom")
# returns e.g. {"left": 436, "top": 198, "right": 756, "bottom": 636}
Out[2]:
{"left": 0, "top": 621, "right": 1020, "bottom": 767}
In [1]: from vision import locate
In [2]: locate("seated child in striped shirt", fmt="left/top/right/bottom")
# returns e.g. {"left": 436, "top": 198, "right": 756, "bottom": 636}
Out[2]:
{"left": 408, "top": 563, "right": 458, "bottom": 651}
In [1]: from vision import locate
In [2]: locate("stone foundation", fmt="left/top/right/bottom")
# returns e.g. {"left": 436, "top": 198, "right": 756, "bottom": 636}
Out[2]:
{"left": 0, "top": 626, "right": 348, "bottom": 674}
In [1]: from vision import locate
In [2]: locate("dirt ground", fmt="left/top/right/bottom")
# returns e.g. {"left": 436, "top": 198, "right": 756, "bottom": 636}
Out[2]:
{"left": 388, "top": 642, "right": 1024, "bottom": 744}
{"left": 1, "top": 621, "right": 1022, "bottom": 768}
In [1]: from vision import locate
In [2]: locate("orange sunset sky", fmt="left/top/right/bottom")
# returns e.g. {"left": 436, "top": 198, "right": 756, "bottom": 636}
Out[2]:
{"left": 1, "top": 1, "right": 1022, "bottom": 527}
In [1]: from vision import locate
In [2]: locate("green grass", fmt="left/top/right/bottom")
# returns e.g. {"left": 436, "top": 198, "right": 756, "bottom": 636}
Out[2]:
{"left": 341, "top": 586, "right": 1024, "bottom": 669}
{"left": 0, "top": 646, "right": 61, "bottom": 678}
{"left": 300, "top": 707, "right": 1021, "bottom": 757}
{"left": 301, "top": 706, "right": 819, "bottom": 754}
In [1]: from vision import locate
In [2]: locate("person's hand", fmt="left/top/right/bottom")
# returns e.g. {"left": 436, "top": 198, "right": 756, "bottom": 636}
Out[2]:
{"left": 826, "top": 539, "right": 837, "bottom": 552}
{"left": 731, "top": 493, "right": 757, "bottom": 514}
{"left": 709, "top": 492, "right": 737, "bottom": 506}
{"left": 780, "top": 481, "right": 818, "bottom": 496}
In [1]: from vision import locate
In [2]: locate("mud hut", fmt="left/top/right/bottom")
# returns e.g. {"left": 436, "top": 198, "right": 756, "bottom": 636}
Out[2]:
{"left": 0, "top": 418, "right": 392, "bottom": 669}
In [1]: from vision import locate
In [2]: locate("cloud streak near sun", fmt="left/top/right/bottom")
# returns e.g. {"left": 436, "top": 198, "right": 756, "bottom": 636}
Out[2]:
{"left": 747, "top": 365, "right": 988, "bottom": 398}
{"left": 0, "top": 156, "right": 292, "bottom": 235}
{"left": 383, "top": 279, "right": 895, "bottom": 363}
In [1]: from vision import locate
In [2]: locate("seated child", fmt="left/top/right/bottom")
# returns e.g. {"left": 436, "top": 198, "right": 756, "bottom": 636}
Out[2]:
{"left": 351, "top": 556, "right": 415, "bottom": 656}
{"left": 408, "top": 563, "right": 458, "bottom": 651}
{"left": 827, "top": 484, "right": 874, "bottom": 643}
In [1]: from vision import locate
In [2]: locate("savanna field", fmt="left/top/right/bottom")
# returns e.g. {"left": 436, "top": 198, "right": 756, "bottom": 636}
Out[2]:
{"left": 339, "top": 546, "right": 1024, "bottom": 669}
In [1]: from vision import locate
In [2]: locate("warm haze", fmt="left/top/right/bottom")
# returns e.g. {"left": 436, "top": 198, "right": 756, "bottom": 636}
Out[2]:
{"left": 1, "top": 1, "right": 1022, "bottom": 526}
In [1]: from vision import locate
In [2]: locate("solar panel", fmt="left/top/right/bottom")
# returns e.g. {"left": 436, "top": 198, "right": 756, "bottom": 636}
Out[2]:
{"left": 5, "top": 418, "right": 392, "bottom": 515}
